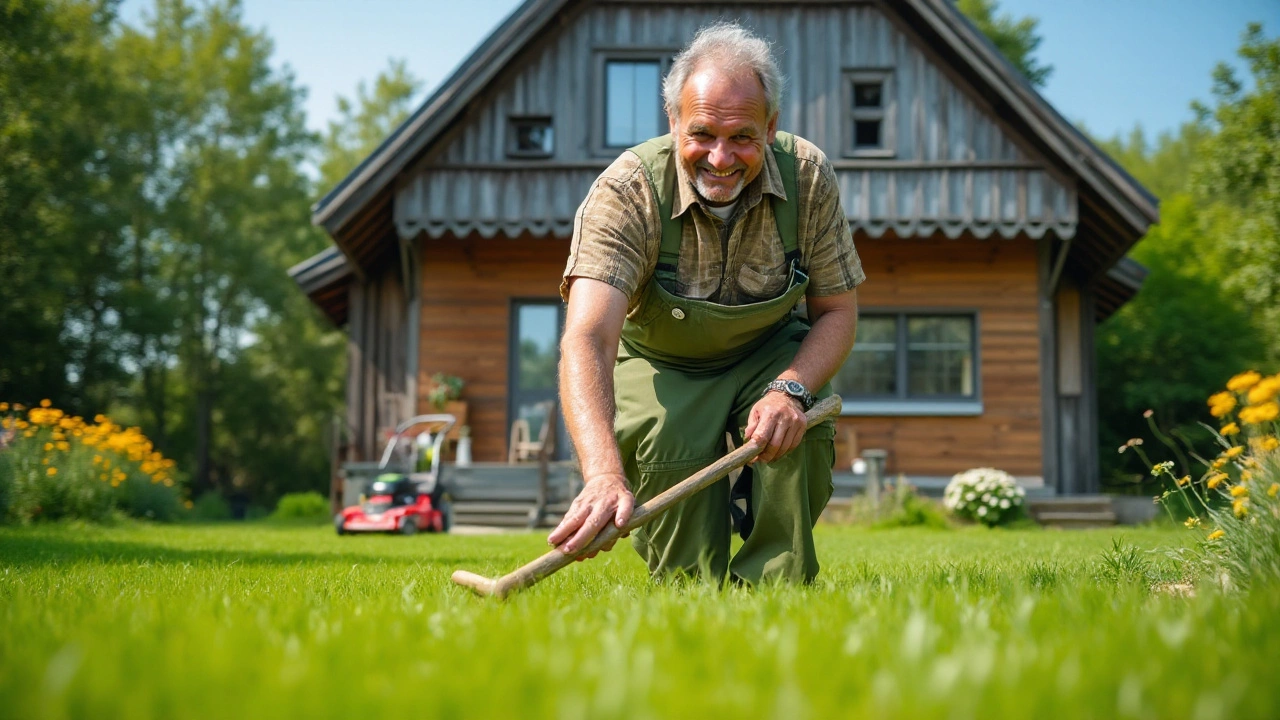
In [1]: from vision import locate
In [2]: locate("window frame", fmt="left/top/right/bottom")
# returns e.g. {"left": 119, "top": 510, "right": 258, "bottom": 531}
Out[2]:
{"left": 841, "top": 69, "right": 896, "bottom": 159}
{"left": 593, "top": 49, "right": 676, "bottom": 156}
{"left": 835, "top": 309, "right": 983, "bottom": 416}
{"left": 505, "top": 116, "right": 555, "bottom": 159}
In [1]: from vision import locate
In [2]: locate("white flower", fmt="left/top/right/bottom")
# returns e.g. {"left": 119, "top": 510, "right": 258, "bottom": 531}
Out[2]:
{"left": 965, "top": 492, "right": 976, "bottom": 501}
{"left": 977, "top": 506, "right": 988, "bottom": 517}
{"left": 1000, "top": 499, "right": 1010, "bottom": 509}
{"left": 981, "top": 493, "right": 991, "bottom": 503}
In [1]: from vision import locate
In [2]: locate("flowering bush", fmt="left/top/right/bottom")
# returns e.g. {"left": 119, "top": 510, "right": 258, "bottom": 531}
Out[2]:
{"left": 0, "top": 400, "right": 187, "bottom": 523}
{"left": 1138, "top": 371, "right": 1280, "bottom": 589}
{"left": 943, "top": 467, "right": 1026, "bottom": 526}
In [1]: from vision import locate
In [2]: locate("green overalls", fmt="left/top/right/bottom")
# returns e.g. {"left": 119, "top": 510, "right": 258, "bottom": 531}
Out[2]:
{"left": 614, "top": 132, "right": 837, "bottom": 585}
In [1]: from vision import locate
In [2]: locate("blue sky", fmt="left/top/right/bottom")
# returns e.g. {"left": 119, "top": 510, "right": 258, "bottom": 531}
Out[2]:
{"left": 122, "top": 0, "right": 1277, "bottom": 143}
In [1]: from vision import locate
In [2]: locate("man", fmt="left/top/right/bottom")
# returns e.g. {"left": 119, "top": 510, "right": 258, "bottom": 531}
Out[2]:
{"left": 548, "top": 22, "right": 865, "bottom": 585}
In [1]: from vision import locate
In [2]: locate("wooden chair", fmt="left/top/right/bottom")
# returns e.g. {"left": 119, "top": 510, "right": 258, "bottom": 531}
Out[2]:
{"left": 508, "top": 401, "right": 557, "bottom": 464}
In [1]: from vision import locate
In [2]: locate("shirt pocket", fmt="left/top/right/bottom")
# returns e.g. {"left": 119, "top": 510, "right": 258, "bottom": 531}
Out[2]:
{"left": 736, "top": 261, "right": 789, "bottom": 302}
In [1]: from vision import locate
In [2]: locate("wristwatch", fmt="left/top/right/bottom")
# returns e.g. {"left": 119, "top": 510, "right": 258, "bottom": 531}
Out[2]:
{"left": 763, "top": 379, "right": 816, "bottom": 411}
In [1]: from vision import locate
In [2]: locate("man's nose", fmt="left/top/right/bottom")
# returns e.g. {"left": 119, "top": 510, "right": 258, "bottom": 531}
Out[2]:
{"left": 707, "top": 139, "right": 734, "bottom": 169}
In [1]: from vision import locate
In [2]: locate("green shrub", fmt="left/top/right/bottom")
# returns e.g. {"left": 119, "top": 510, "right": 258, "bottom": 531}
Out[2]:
{"left": 872, "top": 488, "right": 951, "bottom": 529}
{"left": 268, "top": 492, "right": 330, "bottom": 523}
{"left": 189, "top": 492, "right": 232, "bottom": 521}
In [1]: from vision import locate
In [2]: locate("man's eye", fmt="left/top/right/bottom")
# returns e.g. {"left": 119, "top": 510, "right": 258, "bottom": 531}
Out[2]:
{"left": 733, "top": 134, "right": 751, "bottom": 142}
{"left": 693, "top": 132, "right": 712, "bottom": 141}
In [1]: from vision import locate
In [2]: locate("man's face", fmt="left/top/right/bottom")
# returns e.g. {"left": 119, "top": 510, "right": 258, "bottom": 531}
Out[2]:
{"left": 671, "top": 66, "right": 778, "bottom": 207}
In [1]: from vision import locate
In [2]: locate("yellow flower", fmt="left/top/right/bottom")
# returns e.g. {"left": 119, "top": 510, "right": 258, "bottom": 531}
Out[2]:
{"left": 1247, "top": 377, "right": 1280, "bottom": 405}
{"left": 1209, "top": 392, "right": 1237, "bottom": 418}
{"left": 15, "top": 419, "right": 28, "bottom": 429}
{"left": 1233, "top": 497, "right": 1249, "bottom": 517}
{"left": 43, "top": 442, "right": 53, "bottom": 452}
{"left": 1176, "top": 475, "right": 1191, "bottom": 487}
{"left": 1211, "top": 458, "right": 1227, "bottom": 470}
{"left": 1242, "top": 470, "right": 1254, "bottom": 482}
{"left": 1208, "top": 529, "right": 1225, "bottom": 540}
{"left": 1269, "top": 483, "right": 1280, "bottom": 498}
{"left": 46, "top": 467, "right": 57, "bottom": 477}
{"left": 22, "top": 430, "right": 34, "bottom": 439}
{"left": 1220, "top": 422, "right": 1240, "bottom": 436}
{"left": 13, "top": 403, "right": 24, "bottom": 411}
{"left": 1184, "top": 516, "right": 1201, "bottom": 528}
{"left": 1224, "top": 445, "right": 1245, "bottom": 459}
{"left": 1207, "top": 473, "right": 1228, "bottom": 489}
{"left": 1231, "top": 484, "right": 1249, "bottom": 498}
{"left": 39, "top": 398, "right": 51, "bottom": 408}
{"left": 0, "top": 402, "right": 8, "bottom": 412}
{"left": 183, "top": 500, "right": 194, "bottom": 509}
{"left": 1239, "top": 402, "right": 1280, "bottom": 425}
{"left": 55, "top": 441, "right": 69, "bottom": 452}
{"left": 1227, "top": 371, "right": 1262, "bottom": 392}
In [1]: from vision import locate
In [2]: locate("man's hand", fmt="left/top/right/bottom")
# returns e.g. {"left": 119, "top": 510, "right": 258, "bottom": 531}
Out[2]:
{"left": 744, "top": 390, "right": 807, "bottom": 464}
{"left": 547, "top": 473, "right": 634, "bottom": 559}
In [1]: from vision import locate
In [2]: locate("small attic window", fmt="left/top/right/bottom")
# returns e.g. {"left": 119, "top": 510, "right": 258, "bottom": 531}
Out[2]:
{"left": 507, "top": 117, "right": 554, "bottom": 158}
{"left": 843, "top": 70, "right": 894, "bottom": 158}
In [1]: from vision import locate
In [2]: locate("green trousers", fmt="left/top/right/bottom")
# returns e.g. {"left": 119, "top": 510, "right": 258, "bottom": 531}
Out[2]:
{"left": 614, "top": 319, "right": 836, "bottom": 585}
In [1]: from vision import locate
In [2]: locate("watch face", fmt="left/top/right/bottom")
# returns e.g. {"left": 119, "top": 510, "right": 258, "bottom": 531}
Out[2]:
{"left": 784, "top": 380, "right": 804, "bottom": 395}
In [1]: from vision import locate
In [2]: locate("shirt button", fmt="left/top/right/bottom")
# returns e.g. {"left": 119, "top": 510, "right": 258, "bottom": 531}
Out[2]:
{"left": 671, "top": 308, "right": 685, "bottom": 320}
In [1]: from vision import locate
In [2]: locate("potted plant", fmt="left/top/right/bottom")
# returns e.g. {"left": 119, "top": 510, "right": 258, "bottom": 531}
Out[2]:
{"left": 427, "top": 373, "right": 467, "bottom": 441}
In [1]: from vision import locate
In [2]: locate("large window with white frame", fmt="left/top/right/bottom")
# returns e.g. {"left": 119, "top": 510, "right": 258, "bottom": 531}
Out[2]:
{"left": 832, "top": 313, "right": 980, "bottom": 415}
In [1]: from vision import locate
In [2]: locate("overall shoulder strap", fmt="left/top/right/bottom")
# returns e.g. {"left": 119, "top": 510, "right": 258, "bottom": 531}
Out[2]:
{"left": 770, "top": 131, "right": 801, "bottom": 264}
{"left": 627, "top": 134, "right": 682, "bottom": 281}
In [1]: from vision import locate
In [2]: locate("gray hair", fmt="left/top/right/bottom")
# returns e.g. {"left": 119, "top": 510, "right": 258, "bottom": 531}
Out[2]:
{"left": 662, "top": 22, "right": 784, "bottom": 121}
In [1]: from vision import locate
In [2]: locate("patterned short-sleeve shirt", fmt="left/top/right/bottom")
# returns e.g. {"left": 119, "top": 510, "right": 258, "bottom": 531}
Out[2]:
{"left": 561, "top": 134, "right": 865, "bottom": 312}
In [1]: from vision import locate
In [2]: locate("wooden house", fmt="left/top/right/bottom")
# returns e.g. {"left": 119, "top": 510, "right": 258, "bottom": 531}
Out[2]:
{"left": 291, "top": 0, "right": 1158, "bottom": 495}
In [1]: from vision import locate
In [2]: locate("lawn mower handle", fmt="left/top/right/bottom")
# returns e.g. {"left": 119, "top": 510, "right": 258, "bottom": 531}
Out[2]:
{"left": 451, "top": 394, "right": 842, "bottom": 599}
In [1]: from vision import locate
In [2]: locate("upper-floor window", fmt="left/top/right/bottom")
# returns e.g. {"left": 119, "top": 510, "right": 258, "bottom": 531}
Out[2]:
{"left": 507, "top": 116, "right": 554, "bottom": 158}
{"left": 843, "top": 70, "right": 894, "bottom": 158}
{"left": 603, "top": 58, "right": 664, "bottom": 148}
{"left": 832, "top": 313, "right": 980, "bottom": 415}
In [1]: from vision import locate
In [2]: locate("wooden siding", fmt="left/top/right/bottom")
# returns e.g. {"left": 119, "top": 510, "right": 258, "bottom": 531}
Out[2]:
{"left": 836, "top": 234, "right": 1043, "bottom": 478}
{"left": 395, "top": 1, "right": 1076, "bottom": 243}
{"left": 417, "top": 231, "right": 1042, "bottom": 477}
{"left": 416, "top": 234, "right": 571, "bottom": 463}
{"left": 346, "top": 269, "right": 412, "bottom": 461}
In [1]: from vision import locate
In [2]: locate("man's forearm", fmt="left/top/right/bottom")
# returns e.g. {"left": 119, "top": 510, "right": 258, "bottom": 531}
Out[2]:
{"left": 559, "top": 332, "right": 626, "bottom": 481}
{"left": 777, "top": 294, "right": 858, "bottom": 393}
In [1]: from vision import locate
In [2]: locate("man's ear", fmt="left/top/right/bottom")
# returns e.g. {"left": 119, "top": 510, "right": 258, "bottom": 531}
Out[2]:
{"left": 667, "top": 112, "right": 677, "bottom": 136}
{"left": 765, "top": 112, "right": 779, "bottom": 145}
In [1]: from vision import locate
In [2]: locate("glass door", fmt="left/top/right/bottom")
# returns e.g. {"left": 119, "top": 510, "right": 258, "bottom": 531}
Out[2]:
{"left": 509, "top": 301, "right": 567, "bottom": 460}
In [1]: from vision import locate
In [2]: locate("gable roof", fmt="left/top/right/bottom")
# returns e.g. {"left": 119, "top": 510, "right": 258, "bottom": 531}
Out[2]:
{"left": 306, "top": 0, "right": 1158, "bottom": 315}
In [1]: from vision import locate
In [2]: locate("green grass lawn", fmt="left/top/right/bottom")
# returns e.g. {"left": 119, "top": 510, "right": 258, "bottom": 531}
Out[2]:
{"left": 1, "top": 522, "right": 1277, "bottom": 720}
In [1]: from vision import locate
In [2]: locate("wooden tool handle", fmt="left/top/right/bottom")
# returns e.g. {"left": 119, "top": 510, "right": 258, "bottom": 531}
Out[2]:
{"left": 452, "top": 395, "right": 842, "bottom": 599}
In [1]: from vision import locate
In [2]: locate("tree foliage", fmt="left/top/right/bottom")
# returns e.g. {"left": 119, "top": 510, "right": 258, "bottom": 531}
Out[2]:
{"left": 1096, "top": 24, "right": 1280, "bottom": 483}
{"left": 319, "top": 58, "right": 421, "bottom": 192}
{"left": 955, "top": 0, "right": 1053, "bottom": 88}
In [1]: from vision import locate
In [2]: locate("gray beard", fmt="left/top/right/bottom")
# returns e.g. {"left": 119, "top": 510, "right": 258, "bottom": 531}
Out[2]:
{"left": 692, "top": 172, "right": 747, "bottom": 206}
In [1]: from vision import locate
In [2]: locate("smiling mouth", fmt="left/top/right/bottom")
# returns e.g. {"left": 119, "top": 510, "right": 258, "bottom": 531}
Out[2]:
{"left": 699, "top": 167, "right": 741, "bottom": 179}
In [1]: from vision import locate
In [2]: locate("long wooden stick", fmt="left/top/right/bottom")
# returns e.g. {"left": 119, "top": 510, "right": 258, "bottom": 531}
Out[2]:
{"left": 451, "top": 395, "right": 842, "bottom": 598}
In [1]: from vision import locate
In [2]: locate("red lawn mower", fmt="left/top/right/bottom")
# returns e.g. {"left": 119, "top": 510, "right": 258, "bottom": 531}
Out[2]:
{"left": 335, "top": 415, "right": 455, "bottom": 536}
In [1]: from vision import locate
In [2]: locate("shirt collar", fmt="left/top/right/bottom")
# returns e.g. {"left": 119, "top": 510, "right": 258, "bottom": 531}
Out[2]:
{"left": 671, "top": 140, "right": 788, "bottom": 219}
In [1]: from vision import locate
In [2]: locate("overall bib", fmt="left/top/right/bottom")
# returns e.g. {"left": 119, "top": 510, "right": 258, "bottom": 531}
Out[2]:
{"left": 614, "top": 134, "right": 837, "bottom": 585}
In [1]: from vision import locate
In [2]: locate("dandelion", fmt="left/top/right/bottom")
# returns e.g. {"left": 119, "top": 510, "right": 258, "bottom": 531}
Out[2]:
{"left": 1227, "top": 371, "right": 1262, "bottom": 392}
{"left": 1247, "top": 377, "right": 1280, "bottom": 405}
{"left": 1240, "top": 402, "right": 1280, "bottom": 425}
{"left": 1208, "top": 529, "right": 1225, "bottom": 540}
{"left": 1269, "top": 483, "right": 1279, "bottom": 498}
{"left": 1221, "top": 422, "right": 1240, "bottom": 436}
{"left": 46, "top": 467, "right": 57, "bottom": 477}
{"left": 1209, "top": 391, "right": 1237, "bottom": 418}
{"left": 1184, "top": 517, "right": 1201, "bottom": 528}
{"left": 1177, "top": 475, "right": 1191, "bottom": 487}
{"left": 1233, "top": 498, "right": 1249, "bottom": 517}
{"left": 1231, "top": 485, "right": 1249, "bottom": 498}
{"left": 1207, "top": 473, "right": 1228, "bottom": 490}
{"left": 1224, "top": 446, "right": 1245, "bottom": 459}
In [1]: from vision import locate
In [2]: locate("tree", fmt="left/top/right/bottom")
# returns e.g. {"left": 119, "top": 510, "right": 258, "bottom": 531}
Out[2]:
{"left": 318, "top": 58, "right": 421, "bottom": 191}
{"left": 1191, "top": 23, "right": 1280, "bottom": 361}
{"left": 956, "top": 0, "right": 1053, "bottom": 88}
